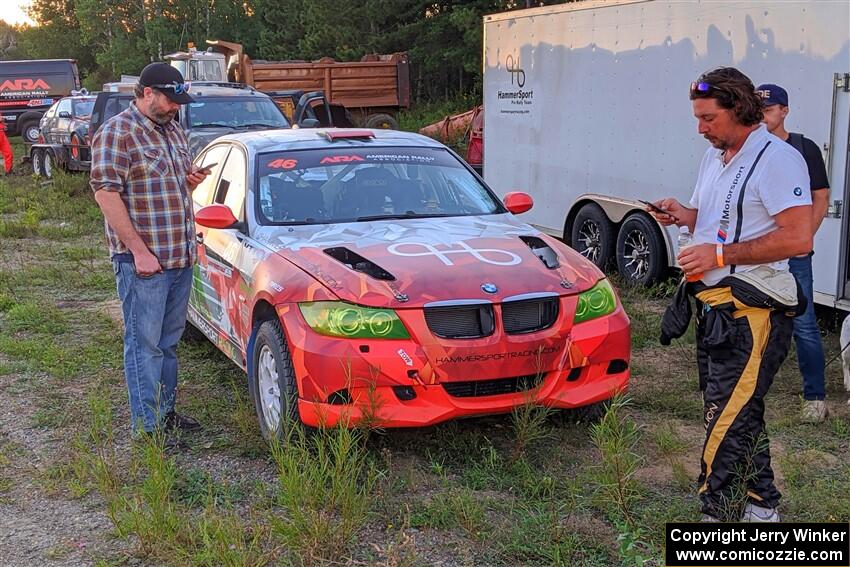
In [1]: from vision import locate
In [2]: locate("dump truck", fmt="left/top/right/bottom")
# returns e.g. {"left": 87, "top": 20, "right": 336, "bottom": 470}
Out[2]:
{"left": 165, "top": 40, "right": 409, "bottom": 129}
{"left": 483, "top": 0, "right": 850, "bottom": 310}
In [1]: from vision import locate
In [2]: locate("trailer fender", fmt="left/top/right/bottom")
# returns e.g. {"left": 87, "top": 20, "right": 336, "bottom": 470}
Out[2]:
{"left": 564, "top": 194, "right": 675, "bottom": 269}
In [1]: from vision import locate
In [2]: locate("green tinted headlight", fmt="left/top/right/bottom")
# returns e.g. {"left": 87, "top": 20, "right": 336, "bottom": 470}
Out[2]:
{"left": 298, "top": 302, "right": 410, "bottom": 339}
{"left": 573, "top": 279, "right": 617, "bottom": 324}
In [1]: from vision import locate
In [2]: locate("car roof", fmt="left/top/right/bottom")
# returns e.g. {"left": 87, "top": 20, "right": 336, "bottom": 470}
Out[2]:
{"left": 212, "top": 128, "right": 446, "bottom": 153}
{"left": 187, "top": 85, "right": 271, "bottom": 98}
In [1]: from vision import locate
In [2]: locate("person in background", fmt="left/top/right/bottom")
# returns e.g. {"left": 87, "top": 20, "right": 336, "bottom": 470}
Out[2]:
{"left": 757, "top": 83, "right": 830, "bottom": 424}
{"left": 0, "top": 112, "right": 13, "bottom": 175}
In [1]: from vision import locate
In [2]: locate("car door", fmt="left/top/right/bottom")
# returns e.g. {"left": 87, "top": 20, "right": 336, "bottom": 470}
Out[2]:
{"left": 54, "top": 98, "right": 73, "bottom": 144}
{"left": 188, "top": 144, "right": 230, "bottom": 344}
{"left": 40, "top": 102, "right": 58, "bottom": 141}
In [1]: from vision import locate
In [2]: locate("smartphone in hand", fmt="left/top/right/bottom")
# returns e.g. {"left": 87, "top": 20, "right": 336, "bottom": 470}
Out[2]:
{"left": 197, "top": 162, "right": 218, "bottom": 175}
{"left": 639, "top": 199, "right": 679, "bottom": 222}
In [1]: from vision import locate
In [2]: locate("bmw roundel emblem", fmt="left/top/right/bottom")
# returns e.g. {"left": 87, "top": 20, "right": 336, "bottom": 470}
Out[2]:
{"left": 793, "top": 187, "right": 803, "bottom": 197}
{"left": 481, "top": 283, "right": 498, "bottom": 294}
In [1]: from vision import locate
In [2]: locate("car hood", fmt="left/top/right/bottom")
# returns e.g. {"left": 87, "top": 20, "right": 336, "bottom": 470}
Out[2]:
{"left": 252, "top": 214, "right": 604, "bottom": 308}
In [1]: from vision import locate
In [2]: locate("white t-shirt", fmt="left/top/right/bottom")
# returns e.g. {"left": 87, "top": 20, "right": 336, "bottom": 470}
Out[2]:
{"left": 689, "top": 124, "right": 810, "bottom": 286}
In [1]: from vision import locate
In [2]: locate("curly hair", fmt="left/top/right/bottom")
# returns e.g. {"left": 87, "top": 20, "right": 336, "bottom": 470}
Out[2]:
{"left": 689, "top": 67, "right": 763, "bottom": 126}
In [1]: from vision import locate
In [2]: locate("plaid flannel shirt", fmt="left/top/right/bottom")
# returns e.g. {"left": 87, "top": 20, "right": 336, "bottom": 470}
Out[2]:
{"left": 90, "top": 103, "right": 195, "bottom": 269}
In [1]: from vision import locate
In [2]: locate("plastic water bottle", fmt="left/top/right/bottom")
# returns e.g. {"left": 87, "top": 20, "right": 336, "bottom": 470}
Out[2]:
{"left": 677, "top": 226, "right": 703, "bottom": 282}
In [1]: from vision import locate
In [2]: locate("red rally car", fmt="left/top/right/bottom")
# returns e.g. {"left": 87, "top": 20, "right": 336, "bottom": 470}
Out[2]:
{"left": 188, "top": 128, "right": 630, "bottom": 439}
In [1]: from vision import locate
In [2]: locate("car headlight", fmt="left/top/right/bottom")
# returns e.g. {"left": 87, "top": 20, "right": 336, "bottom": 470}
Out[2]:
{"left": 299, "top": 302, "right": 410, "bottom": 339}
{"left": 573, "top": 279, "right": 617, "bottom": 324}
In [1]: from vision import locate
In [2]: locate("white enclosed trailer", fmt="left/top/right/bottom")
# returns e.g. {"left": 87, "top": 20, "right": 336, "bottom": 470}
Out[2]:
{"left": 483, "top": 0, "right": 850, "bottom": 309}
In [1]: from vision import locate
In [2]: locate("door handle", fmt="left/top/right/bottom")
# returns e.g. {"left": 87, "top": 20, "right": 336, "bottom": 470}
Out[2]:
{"left": 196, "top": 232, "right": 204, "bottom": 244}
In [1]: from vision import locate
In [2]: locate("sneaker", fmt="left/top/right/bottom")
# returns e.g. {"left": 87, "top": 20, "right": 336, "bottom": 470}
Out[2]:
{"left": 164, "top": 411, "right": 201, "bottom": 432}
{"left": 700, "top": 514, "right": 721, "bottom": 522}
{"left": 801, "top": 400, "right": 828, "bottom": 424}
{"left": 741, "top": 503, "right": 780, "bottom": 522}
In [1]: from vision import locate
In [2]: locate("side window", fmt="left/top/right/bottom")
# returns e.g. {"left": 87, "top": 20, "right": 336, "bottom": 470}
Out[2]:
{"left": 44, "top": 104, "right": 58, "bottom": 119}
{"left": 57, "top": 98, "right": 72, "bottom": 114}
{"left": 215, "top": 148, "right": 247, "bottom": 220}
{"left": 192, "top": 145, "right": 230, "bottom": 207}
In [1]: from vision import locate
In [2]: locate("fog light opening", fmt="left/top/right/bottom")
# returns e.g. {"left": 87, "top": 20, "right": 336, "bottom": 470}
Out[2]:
{"left": 606, "top": 359, "right": 629, "bottom": 374}
{"left": 327, "top": 389, "right": 352, "bottom": 405}
{"left": 566, "top": 367, "right": 584, "bottom": 382}
{"left": 392, "top": 385, "right": 417, "bottom": 401}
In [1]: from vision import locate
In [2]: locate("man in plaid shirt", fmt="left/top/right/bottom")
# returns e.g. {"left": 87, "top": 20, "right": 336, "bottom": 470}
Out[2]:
{"left": 91, "top": 63, "right": 209, "bottom": 440}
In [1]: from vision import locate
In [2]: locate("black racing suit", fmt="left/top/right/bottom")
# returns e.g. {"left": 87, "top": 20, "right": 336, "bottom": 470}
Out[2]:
{"left": 693, "top": 284, "right": 796, "bottom": 518}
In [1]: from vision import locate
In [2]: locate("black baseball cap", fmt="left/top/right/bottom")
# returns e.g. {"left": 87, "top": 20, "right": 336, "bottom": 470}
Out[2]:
{"left": 139, "top": 62, "right": 194, "bottom": 104}
{"left": 756, "top": 83, "right": 788, "bottom": 107}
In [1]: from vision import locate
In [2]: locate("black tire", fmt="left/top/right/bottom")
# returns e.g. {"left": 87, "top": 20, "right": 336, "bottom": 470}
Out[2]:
{"left": 570, "top": 203, "right": 615, "bottom": 270}
{"left": 615, "top": 212, "right": 667, "bottom": 286}
{"left": 31, "top": 149, "right": 45, "bottom": 176}
{"left": 364, "top": 113, "right": 398, "bottom": 130}
{"left": 20, "top": 119, "right": 41, "bottom": 143}
{"left": 248, "top": 319, "right": 301, "bottom": 441}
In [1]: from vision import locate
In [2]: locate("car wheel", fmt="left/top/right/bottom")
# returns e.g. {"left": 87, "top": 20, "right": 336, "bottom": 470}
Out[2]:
{"left": 616, "top": 212, "right": 667, "bottom": 286}
{"left": 248, "top": 319, "right": 301, "bottom": 441}
{"left": 570, "top": 203, "right": 615, "bottom": 270}
{"left": 31, "top": 149, "right": 44, "bottom": 176}
{"left": 42, "top": 150, "right": 55, "bottom": 179}
{"left": 364, "top": 113, "right": 398, "bottom": 130}
{"left": 70, "top": 133, "right": 83, "bottom": 161}
{"left": 21, "top": 120, "right": 41, "bottom": 143}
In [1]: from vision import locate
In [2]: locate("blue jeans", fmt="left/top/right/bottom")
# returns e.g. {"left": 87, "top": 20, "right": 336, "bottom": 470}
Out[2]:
{"left": 788, "top": 254, "right": 825, "bottom": 400}
{"left": 114, "top": 261, "right": 193, "bottom": 432}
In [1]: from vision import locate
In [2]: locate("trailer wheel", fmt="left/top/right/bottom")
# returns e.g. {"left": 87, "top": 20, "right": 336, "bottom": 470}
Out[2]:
{"left": 20, "top": 119, "right": 41, "bottom": 144}
{"left": 571, "top": 203, "right": 615, "bottom": 270}
{"left": 364, "top": 113, "right": 398, "bottom": 130}
{"left": 31, "top": 149, "right": 45, "bottom": 176}
{"left": 616, "top": 212, "right": 667, "bottom": 286}
{"left": 42, "top": 150, "right": 55, "bottom": 179}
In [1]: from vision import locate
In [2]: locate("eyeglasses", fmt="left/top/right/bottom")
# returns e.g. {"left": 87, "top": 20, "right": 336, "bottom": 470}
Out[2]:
{"left": 149, "top": 82, "right": 191, "bottom": 94}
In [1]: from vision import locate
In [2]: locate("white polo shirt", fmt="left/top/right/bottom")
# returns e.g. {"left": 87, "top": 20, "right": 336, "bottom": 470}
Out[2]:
{"left": 689, "top": 124, "right": 811, "bottom": 286}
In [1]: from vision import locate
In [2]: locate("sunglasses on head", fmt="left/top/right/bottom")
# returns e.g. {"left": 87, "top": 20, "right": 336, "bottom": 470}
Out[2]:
{"left": 689, "top": 81, "right": 732, "bottom": 97}
{"left": 150, "top": 81, "right": 191, "bottom": 94}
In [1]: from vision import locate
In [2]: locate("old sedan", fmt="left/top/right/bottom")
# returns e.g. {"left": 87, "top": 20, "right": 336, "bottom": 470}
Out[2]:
{"left": 187, "top": 128, "right": 630, "bottom": 439}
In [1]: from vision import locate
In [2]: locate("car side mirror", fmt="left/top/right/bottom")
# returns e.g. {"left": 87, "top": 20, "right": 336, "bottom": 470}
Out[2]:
{"left": 503, "top": 192, "right": 533, "bottom": 214}
{"left": 58, "top": 111, "right": 71, "bottom": 119}
{"left": 195, "top": 204, "right": 240, "bottom": 230}
{"left": 299, "top": 118, "right": 321, "bottom": 128}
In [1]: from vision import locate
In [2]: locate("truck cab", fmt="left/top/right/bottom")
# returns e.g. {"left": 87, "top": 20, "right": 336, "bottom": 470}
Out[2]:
{"left": 165, "top": 45, "right": 228, "bottom": 82}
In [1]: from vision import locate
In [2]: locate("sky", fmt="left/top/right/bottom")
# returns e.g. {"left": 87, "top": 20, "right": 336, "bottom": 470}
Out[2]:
{"left": 1, "top": 0, "right": 35, "bottom": 26}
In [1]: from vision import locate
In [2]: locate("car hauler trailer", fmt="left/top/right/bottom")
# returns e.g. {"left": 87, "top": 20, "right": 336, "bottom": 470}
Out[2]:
{"left": 483, "top": 0, "right": 850, "bottom": 309}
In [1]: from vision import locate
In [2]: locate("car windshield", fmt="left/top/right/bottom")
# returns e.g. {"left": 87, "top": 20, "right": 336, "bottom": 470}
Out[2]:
{"left": 187, "top": 97, "right": 289, "bottom": 128}
{"left": 73, "top": 98, "right": 96, "bottom": 118}
{"left": 256, "top": 146, "right": 503, "bottom": 225}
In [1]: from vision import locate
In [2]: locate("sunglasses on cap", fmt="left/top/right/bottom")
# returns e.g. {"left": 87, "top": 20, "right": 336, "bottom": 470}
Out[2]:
{"left": 149, "top": 81, "right": 191, "bottom": 94}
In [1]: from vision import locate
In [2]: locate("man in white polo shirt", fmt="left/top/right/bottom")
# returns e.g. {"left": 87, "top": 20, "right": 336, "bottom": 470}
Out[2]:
{"left": 648, "top": 67, "right": 812, "bottom": 522}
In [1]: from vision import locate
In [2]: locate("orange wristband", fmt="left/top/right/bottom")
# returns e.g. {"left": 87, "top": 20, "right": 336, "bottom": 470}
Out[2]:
{"left": 716, "top": 244, "right": 725, "bottom": 268}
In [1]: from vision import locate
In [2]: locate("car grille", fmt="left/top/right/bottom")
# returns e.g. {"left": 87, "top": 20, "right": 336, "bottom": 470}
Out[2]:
{"left": 502, "top": 297, "right": 559, "bottom": 334}
{"left": 424, "top": 304, "right": 495, "bottom": 339}
{"left": 441, "top": 374, "right": 544, "bottom": 398}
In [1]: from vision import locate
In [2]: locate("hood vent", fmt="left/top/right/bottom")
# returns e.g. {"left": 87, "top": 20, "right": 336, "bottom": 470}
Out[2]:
{"left": 323, "top": 247, "right": 396, "bottom": 281}
{"left": 519, "top": 236, "right": 559, "bottom": 269}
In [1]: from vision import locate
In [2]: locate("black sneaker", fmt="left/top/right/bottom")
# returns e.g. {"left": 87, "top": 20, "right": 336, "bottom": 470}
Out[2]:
{"left": 164, "top": 411, "right": 202, "bottom": 432}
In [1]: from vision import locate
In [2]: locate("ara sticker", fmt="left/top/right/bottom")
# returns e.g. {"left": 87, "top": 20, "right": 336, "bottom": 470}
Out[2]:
{"left": 320, "top": 155, "right": 365, "bottom": 164}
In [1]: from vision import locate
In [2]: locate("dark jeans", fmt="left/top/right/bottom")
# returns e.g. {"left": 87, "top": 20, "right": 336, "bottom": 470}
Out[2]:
{"left": 788, "top": 254, "right": 826, "bottom": 400}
